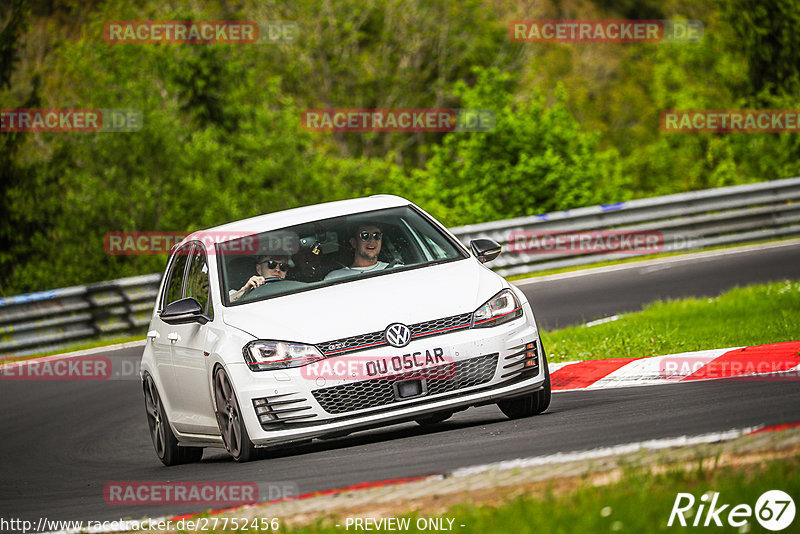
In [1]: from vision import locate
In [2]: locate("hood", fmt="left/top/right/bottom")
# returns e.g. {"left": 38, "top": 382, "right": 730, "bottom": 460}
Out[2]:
{"left": 221, "top": 259, "right": 505, "bottom": 344}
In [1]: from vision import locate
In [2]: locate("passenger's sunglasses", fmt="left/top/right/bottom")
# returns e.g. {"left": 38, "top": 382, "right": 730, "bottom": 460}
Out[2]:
{"left": 260, "top": 260, "right": 289, "bottom": 272}
{"left": 359, "top": 231, "right": 382, "bottom": 241}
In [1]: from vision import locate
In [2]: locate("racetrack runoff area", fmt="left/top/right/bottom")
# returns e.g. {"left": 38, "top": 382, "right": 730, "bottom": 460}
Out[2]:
{"left": 34, "top": 343, "right": 800, "bottom": 534}
{"left": 79, "top": 420, "right": 800, "bottom": 533}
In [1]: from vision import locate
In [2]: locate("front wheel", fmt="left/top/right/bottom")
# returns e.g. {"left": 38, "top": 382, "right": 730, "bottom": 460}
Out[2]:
{"left": 143, "top": 374, "right": 203, "bottom": 466}
{"left": 214, "top": 367, "right": 260, "bottom": 462}
{"left": 497, "top": 343, "right": 551, "bottom": 419}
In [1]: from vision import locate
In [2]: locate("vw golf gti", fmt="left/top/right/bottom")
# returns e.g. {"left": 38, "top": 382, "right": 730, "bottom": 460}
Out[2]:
{"left": 141, "top": 195, "right": 550, "bottom": 464}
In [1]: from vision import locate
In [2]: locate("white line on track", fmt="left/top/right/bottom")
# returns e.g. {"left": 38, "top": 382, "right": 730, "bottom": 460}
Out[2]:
{"left": 584, "top": 314, "right": 620, "bottom": 327}
{"left": 451, "top": 426, "right": 761, "bottom": 477}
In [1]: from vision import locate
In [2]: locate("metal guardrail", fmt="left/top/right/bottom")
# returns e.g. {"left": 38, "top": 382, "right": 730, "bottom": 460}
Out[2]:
{"left": 449, "top": 176, "right": 800, "bottom": 277}
{"left": 2, "top": 177, "right": 799, "bottom": 357}
{"left": 0, "top": 274, "right": 161, "bottom": 357}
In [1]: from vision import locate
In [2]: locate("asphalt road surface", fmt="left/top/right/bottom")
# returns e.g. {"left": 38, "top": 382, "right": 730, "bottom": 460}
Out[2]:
{"left": 1, "top": 242, "right": 798, "bottom": 525}
{"left": 519, "top": 241, "right": 800, "bottom": 329}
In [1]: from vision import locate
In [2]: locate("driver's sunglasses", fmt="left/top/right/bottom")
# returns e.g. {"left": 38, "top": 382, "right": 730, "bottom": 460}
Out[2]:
{"left": 260, "top": 260, "right": 289, "bottom": 272}
{"left": 359, "top": 231, "right": 382, "bottom": 241}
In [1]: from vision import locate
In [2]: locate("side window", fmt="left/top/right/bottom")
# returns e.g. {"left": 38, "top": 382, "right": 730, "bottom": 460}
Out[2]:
{"left": 185, "top": 244, "right": 211, "bottom": 315}
{"left": 163, "top": 245, "right": 190, "bottom": 308}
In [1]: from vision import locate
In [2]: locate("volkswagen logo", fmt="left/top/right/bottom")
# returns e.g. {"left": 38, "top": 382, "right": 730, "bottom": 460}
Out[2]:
{"left": 385, "top": 323, "right": 411, "bottom": 348}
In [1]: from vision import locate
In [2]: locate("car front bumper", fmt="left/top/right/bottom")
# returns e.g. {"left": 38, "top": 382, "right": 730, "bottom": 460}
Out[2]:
{"left": 227, "top": 316, "right": 545, "bottom": 447}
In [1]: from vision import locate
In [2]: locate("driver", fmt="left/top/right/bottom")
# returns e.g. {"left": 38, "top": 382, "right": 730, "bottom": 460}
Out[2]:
{"left": 325, "top": 224, "right": 388, "bottom": 280}
{"left": 229, "top": 255, "right": 289, "bottom": 302}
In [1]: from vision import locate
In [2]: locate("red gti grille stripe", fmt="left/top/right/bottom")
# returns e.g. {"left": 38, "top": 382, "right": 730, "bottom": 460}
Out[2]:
{"left": 324, "top": 340, "right": 387, "bottom": 355}
{"left": 412, "top": 323, "right": 471, "bottom": 337}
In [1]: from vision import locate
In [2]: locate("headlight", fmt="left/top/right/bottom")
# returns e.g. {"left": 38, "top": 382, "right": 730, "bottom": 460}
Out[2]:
{"left": 243, "top": 340, "right": 325, "bottom": 371}
{"left": 472, "top": 289, "right": 523, "bottom": 328}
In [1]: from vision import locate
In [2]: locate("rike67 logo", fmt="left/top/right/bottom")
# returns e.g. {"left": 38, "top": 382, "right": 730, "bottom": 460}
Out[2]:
{"left": 668, "top": 490, "right": 795, "bottom": 531}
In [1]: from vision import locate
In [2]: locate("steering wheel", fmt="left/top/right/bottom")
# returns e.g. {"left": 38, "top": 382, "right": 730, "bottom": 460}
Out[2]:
{"left": 247, "top": 279, "right": 288, "bottom": 298}
{"left": 385, "top": 259, "right": 403, "bottom": 269}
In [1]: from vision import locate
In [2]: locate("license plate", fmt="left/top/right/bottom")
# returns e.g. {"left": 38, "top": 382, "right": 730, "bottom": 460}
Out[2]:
{"left": 364, "top": 347, "right": 449, "bottom": 379}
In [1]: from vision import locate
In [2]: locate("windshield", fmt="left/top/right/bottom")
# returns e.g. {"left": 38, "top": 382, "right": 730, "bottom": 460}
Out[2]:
{"left": 217, "top": 206, "right": 468, "bottom": 305}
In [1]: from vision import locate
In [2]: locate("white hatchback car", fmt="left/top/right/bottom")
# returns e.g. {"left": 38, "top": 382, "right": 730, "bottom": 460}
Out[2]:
{"left": 141, "top": 196, "right": 550, "bottom": 464}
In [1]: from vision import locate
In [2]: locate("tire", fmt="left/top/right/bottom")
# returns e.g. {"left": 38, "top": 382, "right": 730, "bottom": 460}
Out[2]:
{"left": 214, "top": 367, "right": 260, "bottom": 462}
{"left": 497, "top": 342, "right": 551, "bottom": 419}
{"left": 143, "top": 374, "right": 203, "bottom": 466}
{"left": 415, "top": 411, "right": 453, "bottom": 426}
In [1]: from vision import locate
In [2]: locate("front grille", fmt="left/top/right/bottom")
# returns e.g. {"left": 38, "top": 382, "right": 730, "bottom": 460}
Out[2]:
{"left": 427, "top": 353, "right": 499, "bottom": 394}
{"left": 312, "top": 353, "right": 499, "bottom": 414}
{"left": 316, "top": 312, "right": 473, "bottom": 356}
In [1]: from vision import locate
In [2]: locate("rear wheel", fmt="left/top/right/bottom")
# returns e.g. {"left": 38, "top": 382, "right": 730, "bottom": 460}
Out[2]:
{"left": 143, "top": 374, "right": 203, "bottom": 466}
{"left": 214, "top": 367, "right": 260, "bottom": 462}
{"left": 414, "top": 411, "right": 453, "bottom": 426}
{"left": 497, "top": 343, "right": 551, "bottom": 419}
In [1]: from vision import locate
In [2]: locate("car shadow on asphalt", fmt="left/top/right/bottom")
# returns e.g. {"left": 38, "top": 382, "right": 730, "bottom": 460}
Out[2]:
{"left": 199, "top": 407, "right": 560, "bottom": 463}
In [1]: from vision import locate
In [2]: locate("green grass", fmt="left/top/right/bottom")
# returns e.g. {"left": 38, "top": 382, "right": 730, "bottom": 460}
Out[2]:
{"left": 442, "top": 456, "right": 800, "bottom": 534}
{"left": 270, "top": 453, "right": 800, "bottom": 534}
{"left": 507, "top": 236, "right": 800, "bottom": 281}
{"left": 542, "top": 280, "right": 800, "bottom": 362}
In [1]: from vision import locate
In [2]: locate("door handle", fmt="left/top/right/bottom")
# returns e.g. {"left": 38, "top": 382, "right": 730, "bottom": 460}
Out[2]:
{"left": 167, "top": 332, "right": 180, "bottom": 343}
{"left": 147, "top": 330, "right": 160, "bottom": 341}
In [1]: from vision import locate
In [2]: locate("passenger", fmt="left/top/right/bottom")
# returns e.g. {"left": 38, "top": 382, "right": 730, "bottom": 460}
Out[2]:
{"left": 324, "top": 224, "right": 388, "bottom": 280}
{"left": 229, "top": 255, "right": 289, "bottom": 302}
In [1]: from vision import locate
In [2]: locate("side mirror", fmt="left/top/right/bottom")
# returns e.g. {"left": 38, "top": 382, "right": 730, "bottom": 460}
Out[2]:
{"left": 160, "top": 297, "right": 209, "bottom": 325}
{"left": 470, "top": 238, "right": 502, "bottom": 264}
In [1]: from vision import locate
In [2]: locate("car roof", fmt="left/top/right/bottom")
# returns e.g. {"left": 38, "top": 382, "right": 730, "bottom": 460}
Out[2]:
{"left": 182, "top": 195, "right": 412, "bottom": 245}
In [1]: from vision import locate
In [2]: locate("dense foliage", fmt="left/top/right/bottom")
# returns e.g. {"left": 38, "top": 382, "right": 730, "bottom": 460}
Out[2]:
{"left": 1, "top": 0, "right": 798, "bottom": 294}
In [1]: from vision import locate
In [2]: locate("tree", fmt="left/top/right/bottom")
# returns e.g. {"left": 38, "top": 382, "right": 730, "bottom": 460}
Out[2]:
{"left": 415, "top": 68, "right": 625, "bottom": 226}
{"left": 0, "top": 0, "right": 39, "bottom": 295}
{"left": 725, "top": 0, "right": 800, "bottom": 98}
